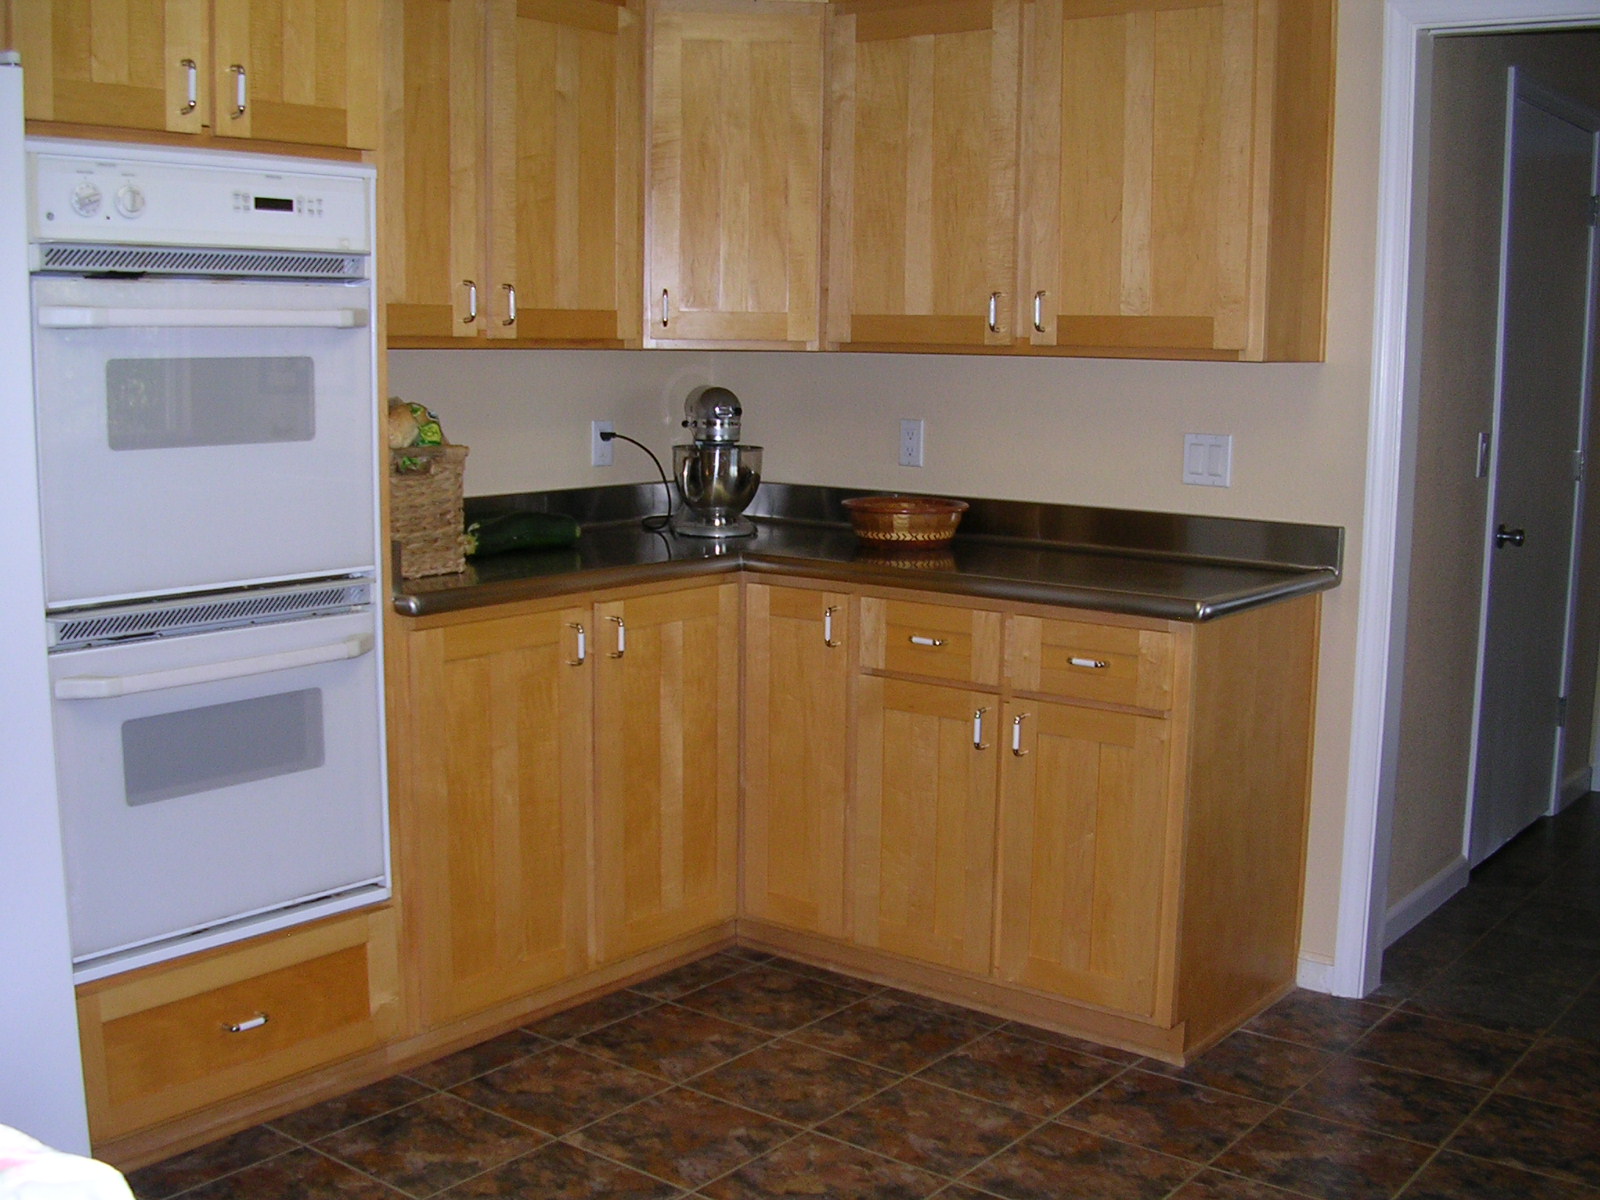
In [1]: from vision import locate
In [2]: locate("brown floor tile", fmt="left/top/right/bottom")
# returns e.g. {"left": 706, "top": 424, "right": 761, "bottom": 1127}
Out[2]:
{"left": 915, "top": 1028, "right": 1124, "bottom": 1117}
{"left": 1169, "top": 1169, "right": 1320, "bottom": 1199}
{"left": 1497, "top": 1036, "right": 1600, "bottom": 1115}
{"left": 1349, "top": 1010, "right": 1530, "bottom": 1089}
{"left": 1403, "top": 962, "right": 1583, "bottom": 1036}
{"left": 762, "top": 957, "right": 879, "bottom": 992}
{"left": 672, "top": 963, "right": 866, "bottom": 1034}
{"left": 690, "top": 1037, "right": 897, "bottom": 1124}
{"left": 436, "top": 1140, "right": 681, "bottom": 1198}
{"left": 870, "top": 986, "right": 1006, "bottom": 1027}
{"left": 125, "top": 1125, "right": 298, "bottom": 1200}
{"left": 575, "top": 1002, "right": 770, "bottom": 1081}
{"left": 1212, "top": 1109, "right": 1434, "bottom": 1200}
{"left": 314, "top": 1093, "right": 547, "bottom": 1197}
{"left": 962, "top": 1121, "right": 1198, "bottom": 1200}
{"left": 1143, "top": 1031, "right": 1334, "bottom": 1104}
{"left": 627, "top": 952, "right": 758, "bottom": 1001}
{"left": 996, "top": 1021, "right": 1142, "bottom": 1064}
{"left": 1058, "top": 1067, "right": 1273, "bottom": 1162}
{"left": 1245, "top": 989, "right": 1393, "bottom": 1052}
{"left": 565, "top": 1085, "right": 796, "bottom": 1188}
{"left": 402, "top": 1029, "right": 546, "bottom": 1090}
{"left": 697, "top": 1132, "right": 946, "bottom": 1200}
{"left": 523, "top": 989, "right": 660, "bottom": 1040}
{"left": 172, "top": 1147, "right": 408, "bottom": 1200}
{"left": 271, "top": 1077, "right": 436, "bottom": 1143}
{"left": 449, "top": 1043, "right": 668, "bottom": 1135}
{"left": 1447, "top": 1094, "right": 1600, "bottom": 1187}
{"left": 1286, "top": 1057, "right": 1486, "bottom": 1145}
{"left": 790, "top": 992, "right": 994, "bottom": 1072}
{"left": 820, "top": 1077, "right": 1038, "bottom": 1176}
{"left": 1397, "top": 1150, "right": 1600, "bottom": 1200}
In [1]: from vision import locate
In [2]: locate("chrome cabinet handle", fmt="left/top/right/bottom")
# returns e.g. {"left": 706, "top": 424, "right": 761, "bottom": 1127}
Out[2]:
{"left": 1495, "top": 524, "right": 1526, "bottom": 548}
{"left": 461, "top": 280, "right": 478, "bottom": 324}
{"left": 987, "top": 291, "right": 1001, "bottom": 333}
{"left": 973, "top": 707, "right": 990, "bottom": 750}
{"left": 909, "top": 635, "right": 945, "bottom": 648}
{"left": 229, "top": 63, "right": 247, "bottom": 118}
{"left": 660, "top": 289, "right": 669, "bottom": 328}
{"left": 824, "top": 605, "right": 842, "bottom": 648}
{"left": 608, "top": 615, "right": 626, "bottom": 658}
{"left": 1033, "top": 290, "right": 1046, "bottom": 333}
{"left": 179, "top": 58, "right": 198, "bottom": 115}
{"left": 1069, "top": 656, "right": 1109, "bottom": 670}
{"left": 567, "top": 622, "right": 586, "bottom": 666}
{"left": 1012, "top": 712, "right": 1029, "bottom": 757}
{"left": 224, "top": 1013, "right": 268, "bottom": 1034}
{"left": 501, "top": 283, "right": 517, "bottom": 326}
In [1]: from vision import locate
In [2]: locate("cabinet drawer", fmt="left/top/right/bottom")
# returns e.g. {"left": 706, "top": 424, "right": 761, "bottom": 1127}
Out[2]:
{"left": 78, "top": 909, "right": 397, "bottom": 1141}
{"left": 1008, "top": 617, "right": 1174, "bottom": 711}
{"left": 860, "top": 597, "right": 1002, "bottom": 686}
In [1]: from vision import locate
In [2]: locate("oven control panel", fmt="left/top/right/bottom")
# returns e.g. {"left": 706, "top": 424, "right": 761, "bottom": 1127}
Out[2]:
{"left": 25, "top": 139, "right": 372, "bottom": 255}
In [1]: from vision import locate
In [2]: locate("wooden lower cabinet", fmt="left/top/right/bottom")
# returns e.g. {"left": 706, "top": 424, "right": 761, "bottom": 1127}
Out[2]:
{"left": 76, "top": 907, "right": 399, "bottom": 1144}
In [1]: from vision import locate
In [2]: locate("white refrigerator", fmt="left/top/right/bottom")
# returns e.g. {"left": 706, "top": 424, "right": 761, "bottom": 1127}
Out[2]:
{"left": 0, "top": 54, "right": 92, "bottom": 1152}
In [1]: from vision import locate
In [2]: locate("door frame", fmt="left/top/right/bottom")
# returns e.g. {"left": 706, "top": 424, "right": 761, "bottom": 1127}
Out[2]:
{"left": 1339, "top": 0, "right": 1600, "bottom": 999}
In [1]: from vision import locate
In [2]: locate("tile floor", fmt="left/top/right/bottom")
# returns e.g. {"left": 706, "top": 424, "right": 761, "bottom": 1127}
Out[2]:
{"left": 126, "top": 793, "right": 1600, "bottom": 1200}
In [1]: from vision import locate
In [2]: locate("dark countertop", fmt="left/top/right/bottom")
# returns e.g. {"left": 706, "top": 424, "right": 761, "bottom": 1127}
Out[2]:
{"left": 394, "top": 483, "right": 1343, "bottom": 622}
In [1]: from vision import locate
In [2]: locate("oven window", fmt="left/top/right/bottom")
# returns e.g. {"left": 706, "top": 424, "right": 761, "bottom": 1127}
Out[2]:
{"left": 122, "top": 689, "right": 326, "bottom": 806}
{"left": 106, "top": 357, "right": 316, "bottom": 450}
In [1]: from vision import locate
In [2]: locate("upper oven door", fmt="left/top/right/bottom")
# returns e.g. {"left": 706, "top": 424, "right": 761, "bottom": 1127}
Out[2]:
{"left": 32, "top": 274, "right": 377, "bottom": 608}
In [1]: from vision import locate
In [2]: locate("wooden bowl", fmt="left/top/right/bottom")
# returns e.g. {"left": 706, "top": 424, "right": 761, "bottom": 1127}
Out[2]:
{"left": 841, "top": 494, "right": 969, "bottom": 546}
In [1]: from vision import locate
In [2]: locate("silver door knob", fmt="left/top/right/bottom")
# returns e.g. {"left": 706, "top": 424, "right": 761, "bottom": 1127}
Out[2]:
{"left": 1495, "top": 524, "right": 1526, "bottom": 548}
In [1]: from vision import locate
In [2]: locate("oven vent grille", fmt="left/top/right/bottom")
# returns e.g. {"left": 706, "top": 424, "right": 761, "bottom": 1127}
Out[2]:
{"left": 49, "top": 579, "right": 373, "bottom": 650}
{"left": 34, "top": 243, "right": 367, "bottom": 280}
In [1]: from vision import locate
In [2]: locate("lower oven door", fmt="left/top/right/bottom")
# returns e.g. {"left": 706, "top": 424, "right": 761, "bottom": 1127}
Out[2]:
{"left": 49, "top": 608, "right": 389, "bottom": 981}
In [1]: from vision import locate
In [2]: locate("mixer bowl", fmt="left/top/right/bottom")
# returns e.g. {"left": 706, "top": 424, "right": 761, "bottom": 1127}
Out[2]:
{"left": 672, "top": 443, "right": 763, "bottom": 537}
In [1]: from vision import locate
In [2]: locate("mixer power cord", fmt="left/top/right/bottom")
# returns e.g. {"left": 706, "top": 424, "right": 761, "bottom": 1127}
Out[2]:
{"left": 598, "top": 429, "right": 674, "bottom": 532}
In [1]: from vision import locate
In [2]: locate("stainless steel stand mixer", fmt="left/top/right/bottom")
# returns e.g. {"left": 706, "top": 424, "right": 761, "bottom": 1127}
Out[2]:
{"left": 671, "top": 386, "right": 763, "bottom": 538}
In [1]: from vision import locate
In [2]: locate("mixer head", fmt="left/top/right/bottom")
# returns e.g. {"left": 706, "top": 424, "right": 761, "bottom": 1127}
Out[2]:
{"left": 682, "top": 385, "right": 742, "bottom": 444}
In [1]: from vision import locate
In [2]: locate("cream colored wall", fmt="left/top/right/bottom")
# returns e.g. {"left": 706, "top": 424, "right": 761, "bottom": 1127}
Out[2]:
{"left": 1388, "top": 30, "right": 1600, "bottom": 914}
{"left": 387, "top": 5, "right": 1387, "bottom": 967}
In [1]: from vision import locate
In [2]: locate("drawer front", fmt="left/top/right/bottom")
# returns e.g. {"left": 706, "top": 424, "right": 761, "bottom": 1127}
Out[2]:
{"left": 862, "top": 597, "right": 1002, "bottom": 686}
{"left": 1009, "top": 617, "right": 1174, "bottom": 710}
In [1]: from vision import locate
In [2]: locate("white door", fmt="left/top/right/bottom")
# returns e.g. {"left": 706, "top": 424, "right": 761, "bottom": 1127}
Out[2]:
{"left": 1470, "top": 73, "right": 1599, "bottom": 866}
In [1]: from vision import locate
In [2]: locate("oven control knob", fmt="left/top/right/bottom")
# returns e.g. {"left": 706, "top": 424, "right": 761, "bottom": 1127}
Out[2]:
{"left": 114, "top": 184, "right": 147, "bottom": 218}
{"left": 70, "top": 181, "right": 103, "bottom": 218}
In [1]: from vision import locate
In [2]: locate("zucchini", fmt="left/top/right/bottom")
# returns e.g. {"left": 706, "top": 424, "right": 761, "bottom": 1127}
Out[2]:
{"left": 465, "top": 512, "right": 581, "bottom": 556}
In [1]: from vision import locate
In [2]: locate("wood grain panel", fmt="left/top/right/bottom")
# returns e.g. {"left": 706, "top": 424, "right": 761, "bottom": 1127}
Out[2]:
{"left": 862, "top": 596, "right": 1002, "bottom": 685}
{"left": 1008, "top": 615, "right": 1173, "bottom": 710}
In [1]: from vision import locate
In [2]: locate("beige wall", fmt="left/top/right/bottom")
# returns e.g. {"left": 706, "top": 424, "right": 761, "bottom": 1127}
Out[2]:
{"left": 1388, "top": 30, "right": 1600, "bottom": 913}
{"left": 389, "top": 4, "right": 1388, "bottom": 967}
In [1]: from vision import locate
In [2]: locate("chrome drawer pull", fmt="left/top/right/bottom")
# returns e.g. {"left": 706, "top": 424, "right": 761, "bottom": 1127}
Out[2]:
{"left": 824, "top": 606, "right": 842, "bottom": 648}
{"left": 567, "top": 622, "right": 586, "bottom": 666}
{"left": 660, "top": 289, "right": 670, "bottom": 328}
{"left": 462, "top": 280, "right": 478, "bottom": 324}
{"left": 1069, "top": 656, "right": 1109, "bottom": 670}
{"left": 608, "top": 615, "right": 626, "bottom": 658}
{"left": 179, "top": 59, "right": 198, "bottom": 115}
{"left": 1012, "top": 712, "right": 1029, "bottom": 756}
{"left": 973, "top": 707, "right": 990, "bottom": 750}
{"left": 1033, "top": 290, "right": 1046, "bottom": 333}
{"left": 987, "top": 291, "right": 1001, "bottom": 333}
{"left": 909, "top": 635, "right": 945, "bottom": 648}
{"left": 225, "top": 1013, "right": 269, "bottom": 1034}
{"left": 501, "top": 282, "right": 517, "bottom": 326}
{"left": 229, "top": 64, "right": 247, "bottom": 118}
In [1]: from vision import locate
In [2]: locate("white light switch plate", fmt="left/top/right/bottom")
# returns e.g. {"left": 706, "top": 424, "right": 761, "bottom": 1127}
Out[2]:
{"left": 1183, "top": 433, "right": 1232, "bottom": 487}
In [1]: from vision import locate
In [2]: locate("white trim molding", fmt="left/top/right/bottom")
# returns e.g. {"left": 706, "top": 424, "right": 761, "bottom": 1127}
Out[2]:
{"left": 1297, "top": 955, "right": 1336, "bottom": 994}
{"left": 1340, "top": 0, "right": 1600, "bottom": 999}
{"left": 1384, "top": 855, "right": 1470, "bottom": 947}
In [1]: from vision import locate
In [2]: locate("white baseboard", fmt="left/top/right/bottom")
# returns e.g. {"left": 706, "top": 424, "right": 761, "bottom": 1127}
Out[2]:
{"left": 1558, "top": 765, "right": 1592, "bottom": 809}
{"left": 1383, "top": 855, "right": 1470, "bottom": 947}
{"left": 1296, "top": 955, "right": 1335, "bottom": 994}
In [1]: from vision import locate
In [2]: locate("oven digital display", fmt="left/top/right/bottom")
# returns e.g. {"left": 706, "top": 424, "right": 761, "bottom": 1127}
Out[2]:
{"left": 254, "top": 195, "right": 295, "bottom": 212}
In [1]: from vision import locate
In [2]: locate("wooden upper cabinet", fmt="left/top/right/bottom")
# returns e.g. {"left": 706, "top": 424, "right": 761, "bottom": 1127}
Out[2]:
{"left": 382, "top": 0, "right": 642, "bottom": 345}
{"left": 645, "top": 0, "right": 825, "bottom": 348}
{"left": 825, "top": 0, "right": 1020, "bottom": 350}
{"left": 1018, "top": 0, "right": 1332, "bottom": 361}
{"left": 13, "top": 0, "right": 378, "bottom": 148}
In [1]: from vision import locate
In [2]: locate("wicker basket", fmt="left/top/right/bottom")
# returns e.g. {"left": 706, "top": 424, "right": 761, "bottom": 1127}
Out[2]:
{"left": 390, "top": 444, "right": 469, "bottom": 578}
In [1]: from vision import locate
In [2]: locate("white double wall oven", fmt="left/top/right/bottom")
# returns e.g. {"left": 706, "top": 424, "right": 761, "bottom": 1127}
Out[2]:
{"left": 28, "top": 140, "right": 391, "bottom": 983}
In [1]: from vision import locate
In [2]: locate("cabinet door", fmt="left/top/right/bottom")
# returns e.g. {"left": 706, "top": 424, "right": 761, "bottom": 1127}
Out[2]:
{"left": 1019, "top": 0, "right": 1260, "bottom": 357}
{"left": 853, "top": 675, "right": 998, "bottom": 975}
{"left": 380, "top": 0, "right": 486, "bottom": 340}
{"left": 404, "top": 607, "right": 592, "bottom": 1024}
{"left": 645, "top": 0, "right": 824, "bottom": 347}
{"left": 12, "top": 0, "right": 205, "bottom": 134}
{"left": 487, "top": 0, "right": 641, "bottom": 343}
{"left": 743, "top": 584, "right": 851, "bottom": 938}
{"left": 995, "top": 697, "right": 1174, "bottom": 1017}
{"left": 594, "top": 584, "right": 739, "bottom": 960}
{"left": 826, "top": 0, "right": 1020, "bottom": 350}
{"left": 213, "top": 0, "right": 380, "bottom": 148}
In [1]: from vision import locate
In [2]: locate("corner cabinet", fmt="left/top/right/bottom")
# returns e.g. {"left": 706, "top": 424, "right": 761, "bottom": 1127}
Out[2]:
{"left": 13, "top": 0, "right": 380, "bottom": 149}
{"left": 381, "top": 0, "right": 643, "bottom": 346}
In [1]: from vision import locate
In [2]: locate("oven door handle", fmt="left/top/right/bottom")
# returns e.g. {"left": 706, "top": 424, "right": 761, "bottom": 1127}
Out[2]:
{"left": 54, "top": 634, "right": 374, "bottom": 700}
{"left": 36, "top": 306, "right": 370, "bottom": 330}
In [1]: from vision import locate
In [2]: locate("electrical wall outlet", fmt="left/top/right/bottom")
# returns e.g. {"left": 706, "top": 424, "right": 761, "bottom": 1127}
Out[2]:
{"left": 1182, "top": 433, "right": 1232, "bottom": 487}
{"left": 899, "top": 418, "right": 925, "bottom": 467}
{"left": 591, "top": 420, "right": 615, "bottom": 467}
